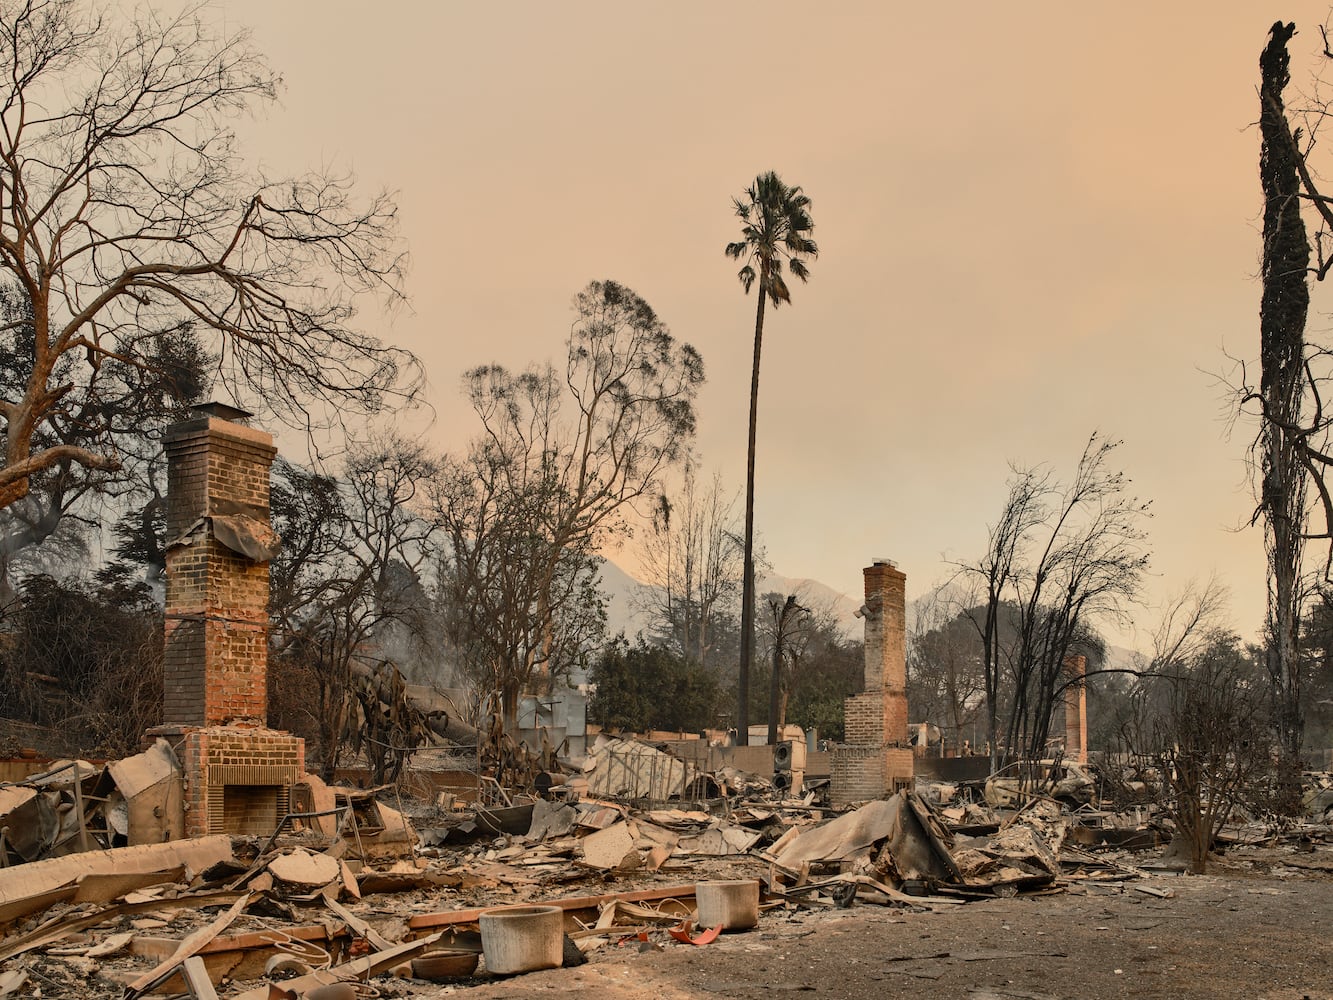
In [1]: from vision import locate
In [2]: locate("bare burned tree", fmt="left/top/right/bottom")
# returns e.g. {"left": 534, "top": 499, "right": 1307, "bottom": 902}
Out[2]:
{"left": 0, "top": 308, "right": 215, "bottom": 593}
{"left": 1102, "top": 579, "right": 1233, "bottom": 781}
{"left": 1145, "top": 642, "right": 1272, "bottom": 875}
{"left": 636, "top": 464, "right": 743, "bottom": 668}
{"left": 960, "top": 434, "right": 1149, "bottom": 770}
{"left": 0, "top": 0, "right": 420, "bottom": 513}
{"left": 1007, "top": 439, "right": 1147, "bottom": 759}
{"left": 959, "top": 470, "right": 1045, "bottom": 771}
{"left": 765, "top": 593, "right": 810, "bottom": 744}
{"left": 1229, "top": 21, "right": 1333, "bottom": 779}
{"left": 1252, "top": 21, "right": 1312, "bottom": 766}
{"left": 433, "top": 434, "right": 605, "bottom": 729}
{"left": 269, "top": 437, "right": 439, "bottom": 780}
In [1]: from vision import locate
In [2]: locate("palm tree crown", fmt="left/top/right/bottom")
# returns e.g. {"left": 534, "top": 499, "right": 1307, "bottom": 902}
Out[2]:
{"left": 725, "top": 171, "right": 819, "bottom": 305}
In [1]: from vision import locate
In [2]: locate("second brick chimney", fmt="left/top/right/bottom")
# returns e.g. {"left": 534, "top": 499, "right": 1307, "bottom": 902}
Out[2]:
{"left": 831, "top": 559, "right": 913, "bottom": 805}
{"left": 1063, "top": 654, "right": 1088, "bottom": 764}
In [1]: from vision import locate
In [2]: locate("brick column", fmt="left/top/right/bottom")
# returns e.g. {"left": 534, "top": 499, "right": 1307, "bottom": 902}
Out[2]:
{"left": 1063, "top": 654, "right": 1087, "bottom": 764}
{"left": 833, "top": 559, "right": 913, "bottom": 805}
{"left": 163, "top": 407, "right": 277, "bottom": 727}
{"left": 862, "top": 560, "right": 909, "bottom": 745}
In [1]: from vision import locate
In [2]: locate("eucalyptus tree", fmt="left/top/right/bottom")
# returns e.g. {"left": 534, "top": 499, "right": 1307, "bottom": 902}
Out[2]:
{"left": 724, "top": 172, "right": 818, "bottom": 744}
{"left": 435, "top": 281, "right": 704, "bottom": 727}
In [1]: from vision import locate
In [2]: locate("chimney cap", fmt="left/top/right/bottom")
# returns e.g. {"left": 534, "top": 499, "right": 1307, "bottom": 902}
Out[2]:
{"left": 191, "top": 401, "right": 253, "bottom": 423}
{"left": 872, "top": 557, "right": 896, "bottom": 568}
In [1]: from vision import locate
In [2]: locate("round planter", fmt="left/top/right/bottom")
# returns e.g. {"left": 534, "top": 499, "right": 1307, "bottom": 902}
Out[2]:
{"left": 479, "top": 904, "right": 564, "bottom": 975}
{"left": 305, "top": 985, "right": 358, "bottom": 1000}
{"left": 411, "top": 948, "right": 480, "bottom": 981}
{"left": 696, "top": 879, "right": 760, "bottom": 930}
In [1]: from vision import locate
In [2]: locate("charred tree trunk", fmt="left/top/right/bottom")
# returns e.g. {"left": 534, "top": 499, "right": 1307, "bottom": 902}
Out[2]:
{"left": 767, "top": 595, "right": 799, "bottom": 745}
{"left": 1258, "top": 21, "right": 1310, "bottom": 767}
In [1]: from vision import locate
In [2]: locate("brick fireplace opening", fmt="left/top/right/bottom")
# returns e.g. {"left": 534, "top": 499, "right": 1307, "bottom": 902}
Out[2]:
{"left": 149, "top": 403, "right": 304, "bottom": 838}
{"left": 831, "top": 559, "right": 913, "bottom": 806}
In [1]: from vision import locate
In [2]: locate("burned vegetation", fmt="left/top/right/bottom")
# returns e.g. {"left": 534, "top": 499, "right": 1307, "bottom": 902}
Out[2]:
{"left": 1, "top": 9, "right": 1333, "bottom": 1000}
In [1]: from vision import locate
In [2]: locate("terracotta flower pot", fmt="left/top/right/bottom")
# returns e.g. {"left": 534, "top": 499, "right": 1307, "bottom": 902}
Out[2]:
{"left": 411, "top": 948, "right": 479, "bottom": 981}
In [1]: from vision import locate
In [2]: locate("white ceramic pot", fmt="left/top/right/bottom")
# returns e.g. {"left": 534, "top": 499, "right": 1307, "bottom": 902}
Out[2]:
{"left": 479, "top": 904, "right": 564, "bottom": 975}
{"left": 696, "top": 879, "right": 760, "bottom": 930}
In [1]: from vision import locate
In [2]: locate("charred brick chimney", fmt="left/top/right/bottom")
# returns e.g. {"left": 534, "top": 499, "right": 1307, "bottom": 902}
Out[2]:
{"left": 162, "top": 403, "right": 278, "bottom": 726}
{"left": 831, "top": 559, "right": 913, "bottom": 805}
{"left": 1063, "top": 654, "right": 1088, "bottom": 764}
{"left": 155, "top": 404, "right": 302, "bottom": 838}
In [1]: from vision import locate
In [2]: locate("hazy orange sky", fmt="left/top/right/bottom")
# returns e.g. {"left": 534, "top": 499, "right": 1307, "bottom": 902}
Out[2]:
{"left": 204, "top": 1, "right": 1333, "bottom": 646}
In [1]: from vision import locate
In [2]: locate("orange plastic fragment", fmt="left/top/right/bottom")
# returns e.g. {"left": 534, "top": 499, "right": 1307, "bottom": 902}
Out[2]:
{"left": 669, "top": 920, "right": 721, "bottom": 946}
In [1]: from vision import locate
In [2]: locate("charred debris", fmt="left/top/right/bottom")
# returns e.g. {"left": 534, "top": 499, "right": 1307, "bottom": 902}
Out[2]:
{"left": 0, "top": 733, "right": 1331, "bottom": 998}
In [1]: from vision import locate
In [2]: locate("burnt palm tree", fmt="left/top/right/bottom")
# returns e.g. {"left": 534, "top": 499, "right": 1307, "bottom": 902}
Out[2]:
{"left": 724, "top": 171, "right": 817, "bottom": 745}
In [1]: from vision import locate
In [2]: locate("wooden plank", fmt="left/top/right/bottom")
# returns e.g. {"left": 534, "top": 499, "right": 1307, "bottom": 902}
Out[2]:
{"left": 74, "top": 866, "right": 186, "bottom": 904}
{"left": 854, "top": 874, "right": 966, "bottom": 907}
{"left": 229, "top": 932, "right": 443, "bottom": 1000}
{"left": 180, "top": 956, "right": 220, "bottom": 1000}
{"left": 1132, "top": 884, "right": 1176, "bottom": 899}
{"left": 122, "top": 953, "right": 222, "bottom": 1000}
{"left": 0, "top": 884, "right": 77, "bottom": 926}
{"left": 0, "top": 890, "right": 247, "bottom": 963}
{"left": 322, "top": 893, "right": 393, "bottom": 951}
{"left": 126, "top": 893, "right": 250, "bottom": 996}
{"left": 136, "top": 952, "right": 243, "bottom": 996}
{"left": 407, "top": 883, "right": 699, "bottom": 930}
{"left": 131, "top": 924, "right": 334, "bottom": 961}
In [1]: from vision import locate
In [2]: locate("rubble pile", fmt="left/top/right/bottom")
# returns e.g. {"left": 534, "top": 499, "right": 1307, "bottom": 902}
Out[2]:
{"left": 0, "top": 738, "right": 1331, "bottom": 998}
{"left": 0, "top": 741, "right": 189, "bottom": 870}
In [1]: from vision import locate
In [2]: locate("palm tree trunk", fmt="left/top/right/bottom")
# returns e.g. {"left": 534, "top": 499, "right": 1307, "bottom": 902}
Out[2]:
{"left": 739, "top": 288, "right": 766, "bottom": 746}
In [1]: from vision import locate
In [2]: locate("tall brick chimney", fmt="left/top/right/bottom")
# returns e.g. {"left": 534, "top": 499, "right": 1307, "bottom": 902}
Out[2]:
{"left": 163, "top": 403, "right": 278, "bottom": 726}
{"left": 154, "top": 404, "right": 303, "bottom": 837}
{"left": 831, "top": 559, "right": 913, "bottom": 805}
{"left": 861, "top": 559, "right": 908, "bottom": 737}
{"left": 1063, "top": 654, "right": 1088, "bottom": 764}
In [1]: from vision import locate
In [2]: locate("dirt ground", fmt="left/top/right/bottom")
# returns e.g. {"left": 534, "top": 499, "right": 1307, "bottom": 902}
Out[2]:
{"left": 13, "top": 847, "right": 1332, "bottom": 999}
{"left": 440, "top": 853, "right": 1333, "bottom": 1000}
